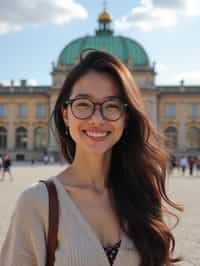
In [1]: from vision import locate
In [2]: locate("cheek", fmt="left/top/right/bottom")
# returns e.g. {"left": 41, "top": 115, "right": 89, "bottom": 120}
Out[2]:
{"left": 67, "top": 114, "right": 83, "bottom": 141}
{"left": 113, "top": 118, "right": 126, "bottom": 138}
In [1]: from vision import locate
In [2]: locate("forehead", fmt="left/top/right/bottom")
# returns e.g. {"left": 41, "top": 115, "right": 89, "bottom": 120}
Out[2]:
{"left": 70, "top": 71, "right": 121, "bottom": 100}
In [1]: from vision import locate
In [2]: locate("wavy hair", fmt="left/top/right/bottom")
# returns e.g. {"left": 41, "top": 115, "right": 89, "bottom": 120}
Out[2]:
{"left": 52, "top": 49, "right": 183, "bottom": 266}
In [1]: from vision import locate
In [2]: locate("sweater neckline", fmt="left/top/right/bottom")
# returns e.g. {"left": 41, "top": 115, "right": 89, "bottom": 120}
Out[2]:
{"left": 52, "top": 175, "right": 125, "bottom": 266}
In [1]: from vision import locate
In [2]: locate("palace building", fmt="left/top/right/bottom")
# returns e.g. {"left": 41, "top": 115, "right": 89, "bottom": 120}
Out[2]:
{"left": 0, "top": 7, "right": 200, "bottom": 161}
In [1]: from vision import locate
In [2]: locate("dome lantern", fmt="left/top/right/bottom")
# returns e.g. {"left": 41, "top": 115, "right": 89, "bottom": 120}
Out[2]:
{"left": 96, "top": 1, "right": 113, "bottom": 36}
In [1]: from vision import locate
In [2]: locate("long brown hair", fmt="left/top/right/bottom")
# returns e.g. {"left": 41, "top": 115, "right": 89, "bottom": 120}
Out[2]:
{"left": 52, "top": 50, "right": 183, "bottom": 266}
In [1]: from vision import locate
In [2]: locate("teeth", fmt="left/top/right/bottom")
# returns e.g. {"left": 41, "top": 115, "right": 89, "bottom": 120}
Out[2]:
{"left": 85, "top": 131, "right": 108, "bottom": 137}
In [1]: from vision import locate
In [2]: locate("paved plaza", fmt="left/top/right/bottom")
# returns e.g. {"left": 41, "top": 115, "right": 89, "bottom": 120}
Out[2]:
{"left": 0, "top": 164, "right": 199, "bottom": 265}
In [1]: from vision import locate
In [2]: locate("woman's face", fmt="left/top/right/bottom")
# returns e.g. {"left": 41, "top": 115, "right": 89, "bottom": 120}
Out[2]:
{"left": 62, "top": 71, "right": 126, "bottom": 155}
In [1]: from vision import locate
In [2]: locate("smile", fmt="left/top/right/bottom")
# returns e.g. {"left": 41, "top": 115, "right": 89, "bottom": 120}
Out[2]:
{"left": 82, "top": 130, "right": 110, "bottom": 140}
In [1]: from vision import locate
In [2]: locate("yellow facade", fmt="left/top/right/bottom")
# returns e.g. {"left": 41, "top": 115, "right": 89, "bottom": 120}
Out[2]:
{"left": 0, "top": 90, "right": 50, "bottom": 160}
{"left": 0, "top": 80, "right": 200, "bottom": 161}
{"left": 158, "top": 89, "right": 200, "bottom": 154}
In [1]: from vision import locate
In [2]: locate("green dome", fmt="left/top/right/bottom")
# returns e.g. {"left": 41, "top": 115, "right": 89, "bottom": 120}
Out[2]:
{"left": 58, "top": 33, "right": 150, "bottom": 66}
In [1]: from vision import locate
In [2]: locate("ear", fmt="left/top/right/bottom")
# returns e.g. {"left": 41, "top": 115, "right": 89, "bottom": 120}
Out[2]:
{"left": 61, "top": 106, "right": 69, "bottom": 127}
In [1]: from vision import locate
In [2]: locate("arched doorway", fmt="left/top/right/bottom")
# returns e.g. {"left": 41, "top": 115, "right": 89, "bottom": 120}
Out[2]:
{"left": 164, "top": 127, "right": 178, "bottom": 150}
{"left": 186, "top": 127, "right": 200, "bottom": 149}
{"left": 0, "top": 127, "right": 7, "bottom": 150}
{"left": 34, "top": 127, "right": 48, "bottom": 149}
{"left": 15, "top": 127, "right": 28, "bottom": 149}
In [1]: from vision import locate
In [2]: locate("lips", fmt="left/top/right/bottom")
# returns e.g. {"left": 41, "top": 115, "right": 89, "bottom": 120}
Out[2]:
{"left": 82, "top": 129, "right": 111, "bottom": 140}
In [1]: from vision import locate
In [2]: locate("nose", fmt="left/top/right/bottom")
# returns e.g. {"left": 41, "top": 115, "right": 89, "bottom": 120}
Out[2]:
{"left": 90, "top": 104, "right": 104, "bottom": 121}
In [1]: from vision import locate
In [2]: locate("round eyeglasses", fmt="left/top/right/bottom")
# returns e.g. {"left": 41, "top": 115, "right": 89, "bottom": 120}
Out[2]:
{"left": 63, "top": 97, "right": 128, "bottom": 121}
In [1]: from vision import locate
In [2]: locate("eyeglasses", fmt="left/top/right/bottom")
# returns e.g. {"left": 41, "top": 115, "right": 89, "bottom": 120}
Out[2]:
{"left": 64, "top": 97, "right": 128, "bottom": 121}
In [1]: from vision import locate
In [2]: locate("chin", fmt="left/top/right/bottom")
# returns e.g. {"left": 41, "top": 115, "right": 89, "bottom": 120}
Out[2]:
{"left": 82, "top": 143, "right": 113, "bottom": 155}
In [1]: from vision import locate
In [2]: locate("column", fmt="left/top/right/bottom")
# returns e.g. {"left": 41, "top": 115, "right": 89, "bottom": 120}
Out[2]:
{"left": 28, "top": 123, "right": 34, "bottom": 150}
{"left": 48, "top": 95, "right": 58, "bottom": 152}
{"left": 7, "top": 101, "right": 15, "bottom": 150}
{"left": 178, "top": 102, "right": 186, "bottom": 152}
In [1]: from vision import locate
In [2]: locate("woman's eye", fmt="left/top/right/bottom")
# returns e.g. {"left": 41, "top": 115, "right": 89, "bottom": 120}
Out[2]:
{"left": 106, "top": 103, "right": 120, "bottom": 109}
{"left": 107, "top": 104, "right": 119, "bottom": 108}
{"left": 76, "top": 102, "right": 90, "bottom": 108}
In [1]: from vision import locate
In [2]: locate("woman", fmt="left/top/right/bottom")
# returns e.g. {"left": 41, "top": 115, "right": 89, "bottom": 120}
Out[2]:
{"left": 0, "top": 50, "right": 183, "bottom": 266}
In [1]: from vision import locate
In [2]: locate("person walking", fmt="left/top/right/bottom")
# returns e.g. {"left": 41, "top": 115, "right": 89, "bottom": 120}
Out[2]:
{"left": 0, "top": 50, "right": 183, "bottom": 266}
{"left": 0, "top": 154, "right": 13, "bottom": 182}
{"left": 0, "top": 156, "right": 2, "bottom": 174}
{"left": 179, "top": 155, "right": 188, "bottom": 175}
{"left": 188, "top": 156, "right": 196, "bottom": 176}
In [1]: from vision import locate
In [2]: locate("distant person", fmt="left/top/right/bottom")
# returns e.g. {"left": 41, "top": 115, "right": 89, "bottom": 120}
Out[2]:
{"left": 43, "top": 154, "right": 49, "bottom": 165}
{"left": 0, "top": 154, "right": 13, "bottom": 181}
{"left": 195, "top": 156, "right": 200, "bottom": 176}
{"left": 179, "top": 156, "right": 188, "bottom": 175}
{"left": 49, "top": 155, "right": 55, "bottom": 164}
{"left": 0, "top": 156, "right": 2, "bottom": 172}
{"left": 168, "top": 154, "right": 177, "bottom": 175}
{"left": 188, "top": 156, "right": 195, "bottom": 176}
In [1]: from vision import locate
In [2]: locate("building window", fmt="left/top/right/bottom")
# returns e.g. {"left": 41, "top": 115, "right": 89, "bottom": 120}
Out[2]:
{"left": 186, "top": 127, "right": 200, "bottom": 149}
{"left": 0, "top": 104, "right": 5, "bottom": 117}
{"left": 166, "top": 103, "right": 175, "bottom": 118}
{"left": 34, "top": 127, "right": 47, "bottom": 149}
{"left": 164, "top": 127, "right": 178, "bottom": 149}
{"left": 0, "top": 127, "right": 7, "bottom": 149}
{"left": 18, "top": 103, "right": 26, "bottom": 118}
{"left": 189, "top": 103, "right": 198, "bottom": 117}
{"left": 16, "top": 127, "right": 28, "bottom": 149}
{"left": 36, "top": 104, "right": 45, "bottom": 118}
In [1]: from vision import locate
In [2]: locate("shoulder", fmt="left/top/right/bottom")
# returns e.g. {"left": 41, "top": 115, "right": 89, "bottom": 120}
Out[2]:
{"left": 14, "top": 180, "right": 50, "bottom": 218}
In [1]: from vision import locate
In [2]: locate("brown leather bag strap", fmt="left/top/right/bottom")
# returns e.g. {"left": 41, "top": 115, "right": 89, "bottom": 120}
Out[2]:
{"left": 40, "top": 180, "right": 59, "bottom": 266}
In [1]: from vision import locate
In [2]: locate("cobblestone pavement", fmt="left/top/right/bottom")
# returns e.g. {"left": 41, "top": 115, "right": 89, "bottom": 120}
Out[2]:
{"left": 0, "top": 164, "right": 199, "bottom": 265}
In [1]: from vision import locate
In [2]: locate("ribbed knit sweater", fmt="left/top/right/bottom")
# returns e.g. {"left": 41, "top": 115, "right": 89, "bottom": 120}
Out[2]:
{"left": 0, "top": 176, "right": 140, "bottom": 266}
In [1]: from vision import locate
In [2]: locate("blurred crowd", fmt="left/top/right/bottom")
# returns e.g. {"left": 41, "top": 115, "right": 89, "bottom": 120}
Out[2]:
{"left": 169, "top": 155, "right": 200, "bottom": 176}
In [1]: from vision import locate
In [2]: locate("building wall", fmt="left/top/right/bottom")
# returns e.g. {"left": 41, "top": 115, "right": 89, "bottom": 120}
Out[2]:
{"left": 158, "top": 92, "right": 200, "bottom": 156}
{"left": 1, "top": 82, "right": 200, "bottom": 161}
{"left": 0, "top": 93, "right": 49, "bottom": 161}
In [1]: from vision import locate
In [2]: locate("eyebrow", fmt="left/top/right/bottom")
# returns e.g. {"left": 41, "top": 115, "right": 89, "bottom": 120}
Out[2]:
{"left": 73, "top": 93, "right": 120, "bottom": 100}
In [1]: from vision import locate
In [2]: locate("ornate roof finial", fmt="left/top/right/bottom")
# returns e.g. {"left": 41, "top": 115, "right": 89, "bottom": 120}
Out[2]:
{"left": 103, "top": 0, "right": 107, "bottom": 11}
{"left": 98, "top": 1, "right": 111, "bottom": 21}
{"left": 96, "top": 1, "right": 113, "bottom": 35}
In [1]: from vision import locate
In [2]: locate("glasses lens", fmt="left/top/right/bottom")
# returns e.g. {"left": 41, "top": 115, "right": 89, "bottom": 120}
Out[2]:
{"left": 72, "top": 99, "right": 93, "bottom": 119}
{"left": 102, "top": 99, "right": 124, "bottom": 121}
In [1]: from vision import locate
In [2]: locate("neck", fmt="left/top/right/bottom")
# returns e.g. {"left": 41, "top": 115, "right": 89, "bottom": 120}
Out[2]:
{"left": 68, "top": 150, "right": 111, "bottom": 192}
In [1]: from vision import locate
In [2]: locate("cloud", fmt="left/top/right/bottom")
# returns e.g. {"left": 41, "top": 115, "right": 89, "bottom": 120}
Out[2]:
{"left": 149, "top": 0, "right": 200, "bottom": 16}
{"left": 0, "top": 0, "right": 88, "bottom": 34}
{"left": 143, "top": 0, "right": 185, "bottom": 9}
{"left": 115, "top": 0, "right": 200, "bottom": 32}
{"left": 115, "top": 6, "right": 176, "bottom": 31}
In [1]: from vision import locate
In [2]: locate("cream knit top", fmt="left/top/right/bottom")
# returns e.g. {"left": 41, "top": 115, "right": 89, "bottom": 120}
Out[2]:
{"left": 0, "top": 176, "right": 140, "bottom": 266}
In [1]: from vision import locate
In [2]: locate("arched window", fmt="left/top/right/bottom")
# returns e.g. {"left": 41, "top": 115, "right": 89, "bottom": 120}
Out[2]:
{"left": 164, "top": 127, "right": 178, "bottom": 149}
{"left": 0, "top": 127, "right": 7, "bottom": 149}
{"left": 186, "top": 127, "right": 200, "bottom": 149}
{"left": 34, "top": 127, "right": 47, "bottom": 149}
{"left": 16, "top": 127, "right": 28, "bottom": 149}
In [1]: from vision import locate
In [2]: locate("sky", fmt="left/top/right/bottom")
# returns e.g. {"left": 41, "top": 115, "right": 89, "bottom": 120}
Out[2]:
{"left": 0, "top": 0, "right": 200, "bottom": 86}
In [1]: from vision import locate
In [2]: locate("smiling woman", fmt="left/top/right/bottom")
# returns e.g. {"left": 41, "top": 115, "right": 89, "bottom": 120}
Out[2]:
{"left": 0, "top": 49, "right": 183, "bottom": 266}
